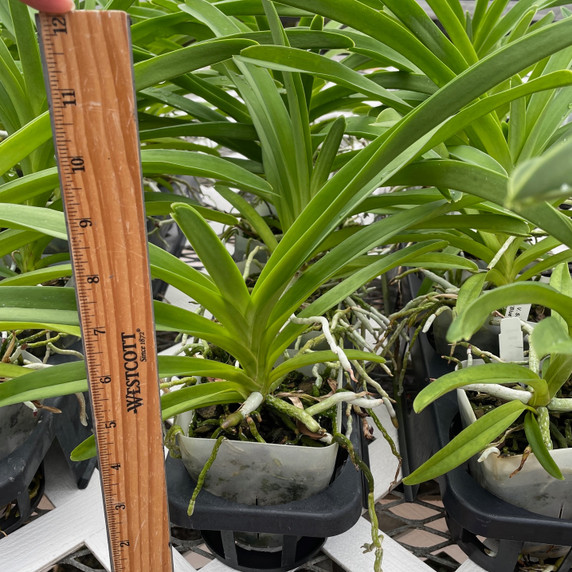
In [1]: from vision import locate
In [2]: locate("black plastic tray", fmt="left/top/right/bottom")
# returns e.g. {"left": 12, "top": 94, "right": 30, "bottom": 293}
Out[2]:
{"left": 0, "top": 392, "right": 96, "bottom": 534}
{"left": 407, "top": 329, "right": 572, "bottom": 571}
{"left": 167, "top": 414, "right": 366, "bottom": 571}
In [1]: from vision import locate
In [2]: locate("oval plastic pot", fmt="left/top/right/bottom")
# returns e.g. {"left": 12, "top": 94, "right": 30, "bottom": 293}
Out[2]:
{"left": 166, "top": 411, "right": 366, "bottom": 572}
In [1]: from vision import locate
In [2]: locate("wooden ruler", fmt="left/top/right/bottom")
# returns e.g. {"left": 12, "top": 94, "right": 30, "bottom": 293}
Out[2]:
{"left": 37, "top": 11, "right": 173, "bottom": 572}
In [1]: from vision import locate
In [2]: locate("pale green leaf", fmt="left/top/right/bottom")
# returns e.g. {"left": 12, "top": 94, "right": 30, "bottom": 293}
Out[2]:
{"left": 531, "top": 317, "right": 572, "bottom": 359}
{"left": 403, "top": 400, "right": 528, "bottom": 485}
{"left": 171, "top": 203, "right": 251, "bottom": 315}
{"left": 413, "top": 362, "right": 545, "bottom": 413}
{"left": 448, "top": 283, "right": 572, "bottom": 342}
{"left": 507, "top": 137, "right": 572, "bottom": 207}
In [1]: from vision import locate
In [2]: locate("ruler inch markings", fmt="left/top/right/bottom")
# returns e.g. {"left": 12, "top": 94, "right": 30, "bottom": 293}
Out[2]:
{"left": 38, "top": 11, "right": 172, "bottom": 572}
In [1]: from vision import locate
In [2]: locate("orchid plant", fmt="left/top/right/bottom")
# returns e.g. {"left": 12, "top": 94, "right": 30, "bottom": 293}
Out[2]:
{"left": 1, "top": 3, "right": 572, "bottom": 569}
{"left": 404, "top": 262, "right": 572, "bottom": 485}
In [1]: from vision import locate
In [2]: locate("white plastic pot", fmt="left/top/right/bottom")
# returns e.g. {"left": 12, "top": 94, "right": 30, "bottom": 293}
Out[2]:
{"left": 176, "top": 408, "right": 340, "bottom": 551}
{"left": 458, "top": 388, "right": 572, "bottom": 556}
{"left": 176, "top": 408, "right": 339, "bottom": 507}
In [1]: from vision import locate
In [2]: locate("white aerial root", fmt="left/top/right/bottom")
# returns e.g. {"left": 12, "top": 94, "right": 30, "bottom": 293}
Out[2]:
{"left": 351, "top": 360, "right": 397, "bottom": 425}
{"left": 290, "top": 314, "right": 356, "bottom": 381}
{"left": 238, "top": 391, "right": 264, "bottom": 417}
{"left": 346, "top": 297, "right": 391, "bottom": 329}
{"left": 242, "top": 245, "right": 264, "bottom": 279}
{"left": 478, "top": 446, "right": 501, "bottom": 462}
{"left": 345, "top": 403, "right": 353, "bottom": 439}
{"left": 420, "top": 269, "right": 457, "bottom": 291}
{"left": 311, "top": 364, "right": 323, "bottom": 389}
{"left": 305, "top": 391, "right": 384, "bottom": 417}
{"left": 422, "top": 305, "right": 451, "bottom": 334}
{"left": 488, "top": 236, "right": 517, "bottom": 271}
{"left": 547, "top": 398, "right": 572, "bottom": 412}
{"left": 462, "top": 383, "right": 532, "bottom": 404}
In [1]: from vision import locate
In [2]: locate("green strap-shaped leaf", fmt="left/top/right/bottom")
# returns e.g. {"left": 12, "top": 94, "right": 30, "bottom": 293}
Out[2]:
{"left": 0, "top": 285, "right": 255, "bottom": 369}
{"left": 524, "top": 411, "right": 564, "bottom": 480}
{"left": 148, "top": 243, "right": 214, "bottom": 292}
{"left": 133, "top": 37, "right": 256, "bottom": 90}
{"left": 550, "top": 261, "right": 572, "bottom": 297}
{"left": 412, "top": 213, "right": 529, "bottom": 236}
{"left": 141, "top": 149, "right": 275, "bottom": 200}
{"left": 228, "top": 28, "right": 356, "bottom": 51}
{"left": 105, "top": 0, "right": 135, "bottom": 9}
{"left": 531, "top": 317, "right": 572, "bottom": 359}
{"left": 518, "top": 251, "right": 572, "bottom": 283}
{"left": 238, "top": 45, "right": 411, "bottom": 113}
{"left": 390, "top": 230, "right": 494, "bottom": 264}
{"left": 160, "top": 381, "right": 247, "bottom": 420}
{"left": 413, "top": 362, "right": 546, "bottom": 413}
{"left": 448, "top": 282, "right": 572, "bottom": 342}
{"left": 9, "top": 0, "right": 45, "bottom": 116}
{"left": 473, "top": 0, "right": 512, "bottom": 52}
{"left": 477, "top": 0, "right": 539, "bottom": 55}
{"left": 0, "top": 286, "right": 78, "bottom": 330}
{"left": 214, "top": 185, "right": 278, "bottom": 252}
{"left": 0, "top": 112, "right": 52, "bottom": 178}
{"left": 70, "top": 436, "right": 96, "bottom": 462}
{"left": 0, "top": 263, "right": 72, "bottom": 286}
{"left": 507, "top": 137, "right": 572, "bottom": 207}
{"left": 389, "top": 159, "right": 509, "bottom": 203}
{"left": 140, "top": 121, "right": 257, "bottom": 144}
{"left": 456, "top": 273, "right": 487, "bottom": 316}
{"left": 263, "top": 0, "right": 314, "bottom": 221}
{"left": 171, "top": 203, "right": 252, "bottom": 316}
{"left": 0, "top": 362, "right": 29, "bottom": 379}
{"left": 153, "top": 264, "right": 251, "bottom": 339}
{"left": 157, "top": 355, "right": 256, "bottom": 390}
{"left": 182, "top": 0, "right": 244, "bottom": 36}
{"left": 423, "top": 0, "right": 477, "bottom": 65}
{"left": 143, "top": 192, "right": 238, "bottom": 226}
{"left": 513, "top": 236, "right": 561, "bottom": 276}
{"left": 230, "top": 62, "right": 302, "bottom": 227}
{"left": 403, "top": 400, "right": 528, "bottom": 485}
{"left": 548, "top": 262, "right": 572, "bottom": 330}
{"left": 0, "top": 361, "right": 87, "bottom": 407}
{"left": 269, "top": 349, "right": 386, "bottom": 385}
{"left": 311, "top": 116, "right": 346, "bottom": 195}
{"left": 0, "top": 204, "right": 66, "bottom": 239}
{"left": 401, "top": 253, "right": 479, "bottom": 272}
{"left": 544, "top": 354, "right": 572, "bottom": 399}
{"left": 0, "top": 168, "right": 59, "bottom": 204}
{"left": 382, "top": 0, "right": 470, "bottom": 72}
{"left": 0, "top": 355, "right": 256, "bottom": 410}
{"left": 154, "top": 300, "right": 256, "bottom": 373}
{"left": 0, "top": 33, "right": 29, "bottom": 125}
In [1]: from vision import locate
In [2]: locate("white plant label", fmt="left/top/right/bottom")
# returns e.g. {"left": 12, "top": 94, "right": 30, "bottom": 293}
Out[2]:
{"left": 505, "top": 304, "right": 532, "bottom": 320}
{"left": 499, "top": 317, "right": 524, "bottom": 362}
